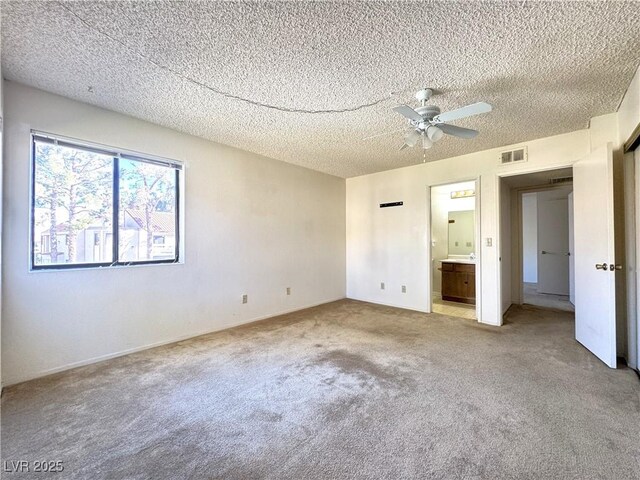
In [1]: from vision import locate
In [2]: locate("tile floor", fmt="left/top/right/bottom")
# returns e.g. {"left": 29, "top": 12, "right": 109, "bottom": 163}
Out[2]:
{"left": 432, "top": 295, "right": 477, "bottom": 320}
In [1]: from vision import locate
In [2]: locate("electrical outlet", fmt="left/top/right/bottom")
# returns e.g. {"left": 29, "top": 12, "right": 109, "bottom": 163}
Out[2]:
{"left": 486, "top": 237, "right": 493, "bottom": 247}
{"left": 286, "top": 287, "right": 291, "bottom": 295}
{"left": 242, "top": 294, "right": 248, "bottom": 304}
{"left": 380, "top": 282, "right": 385, "bottom": 290}
{"left": 401, "top": 285, "right": 406, "bottom": 293}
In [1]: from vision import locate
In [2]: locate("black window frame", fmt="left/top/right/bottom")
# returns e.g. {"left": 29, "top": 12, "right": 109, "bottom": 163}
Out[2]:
{"left": 30, "top": 132, "right": 182, "bottom": 271}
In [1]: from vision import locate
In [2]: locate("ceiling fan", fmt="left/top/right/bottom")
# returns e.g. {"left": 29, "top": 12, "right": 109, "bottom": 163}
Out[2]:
{"left": 366, "top": 89, "right": 492, "bottom": 150}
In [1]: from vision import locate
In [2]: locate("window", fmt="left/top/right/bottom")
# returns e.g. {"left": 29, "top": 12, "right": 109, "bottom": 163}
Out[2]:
{"left": 31, "top": 133, "right": 181, "bottom": 269}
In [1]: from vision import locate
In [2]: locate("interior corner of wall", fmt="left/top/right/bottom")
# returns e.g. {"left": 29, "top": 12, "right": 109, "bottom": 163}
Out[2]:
{"left": 589, "top": 112, "right": 621, "bottom": 153}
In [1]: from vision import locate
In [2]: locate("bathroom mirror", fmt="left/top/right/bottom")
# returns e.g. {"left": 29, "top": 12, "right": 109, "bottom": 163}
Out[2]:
{"left": 448, "top": 210, "right": 475, "bottom": 255}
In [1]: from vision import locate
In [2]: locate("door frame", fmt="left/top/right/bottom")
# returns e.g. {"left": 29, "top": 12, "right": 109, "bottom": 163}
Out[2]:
{"left": 427, "top": 177, "right": 481, "bottom": 321}
{"left": 496, "top": 164, "right": 574, "bottom": 317}
{"left": 621, "top": 122, "right": 639, "bottom": 372}
{"left": 512, "top": 183, "right": 574, "bottom": 305}
{"left": 626, "top": 145, "right": 639, "bottom": 371}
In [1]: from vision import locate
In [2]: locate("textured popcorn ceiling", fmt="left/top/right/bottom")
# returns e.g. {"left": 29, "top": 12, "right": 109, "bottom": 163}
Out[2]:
{"left": 2, "top": 1, "right": 640, "bottom": 178}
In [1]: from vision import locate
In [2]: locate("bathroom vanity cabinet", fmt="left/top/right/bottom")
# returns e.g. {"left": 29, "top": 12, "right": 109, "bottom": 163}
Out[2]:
{"left": 440, "top": 261, "right": 476, "bottom": 305}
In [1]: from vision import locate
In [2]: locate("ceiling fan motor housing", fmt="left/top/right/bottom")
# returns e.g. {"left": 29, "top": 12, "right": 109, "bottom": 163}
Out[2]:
{"left": 414, "top": 105, "right": 441, "bottom": 120}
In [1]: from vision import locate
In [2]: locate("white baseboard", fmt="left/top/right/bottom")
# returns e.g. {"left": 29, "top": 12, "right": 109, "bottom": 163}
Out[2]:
{"left": 346, "top": 296, "right": 429, "bottom": 313}
{"left": 3, "top": 296, "right": 346, "bottom": 387}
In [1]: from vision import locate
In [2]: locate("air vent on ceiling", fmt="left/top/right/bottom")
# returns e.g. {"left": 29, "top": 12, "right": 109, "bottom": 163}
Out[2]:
{"left": 500, "top": 146, "right": 527, "bottom": 165}
{"left": 549, "top": 176, "right": 573, "bottom": 185}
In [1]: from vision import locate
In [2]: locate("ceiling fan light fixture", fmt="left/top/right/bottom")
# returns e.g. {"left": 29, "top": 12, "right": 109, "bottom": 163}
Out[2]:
{"left": 421, "top": 133, "right": 433, "bottom": 150}
{"left": 426, "top": 125, "right": 443, "bottom": 142}
{"left": 405, "top": 129, "right": 421, "bottom": 147}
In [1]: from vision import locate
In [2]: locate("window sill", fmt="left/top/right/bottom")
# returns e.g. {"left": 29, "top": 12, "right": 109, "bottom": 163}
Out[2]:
{"left": 29, "top": 260, "right": 185, "bottom": 273}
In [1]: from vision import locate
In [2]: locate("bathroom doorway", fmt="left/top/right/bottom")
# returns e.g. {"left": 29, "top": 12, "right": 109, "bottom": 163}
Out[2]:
{"left": 430, "top": 181, "right": 478, "bottom": 320}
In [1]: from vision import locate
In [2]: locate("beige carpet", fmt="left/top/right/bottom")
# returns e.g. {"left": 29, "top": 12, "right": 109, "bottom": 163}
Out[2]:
{"left": 2, "top": 300, "right": 639, "bottom": 479}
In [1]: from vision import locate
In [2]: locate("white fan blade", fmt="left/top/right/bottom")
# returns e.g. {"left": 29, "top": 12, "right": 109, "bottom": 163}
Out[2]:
{"left": 405, "top": 129, "right": 421, "bottom": 147}
{"left": 362, "top": 127, "right": 406, "bottom": 141}
{"left": 438, "top": 124, "right": 479, "bottom": 139}
{"left": 433, "top": 102, "right": 492, "bottom": 123}
{"left": 393, "top": 105, "right": 423, "bottom": 123}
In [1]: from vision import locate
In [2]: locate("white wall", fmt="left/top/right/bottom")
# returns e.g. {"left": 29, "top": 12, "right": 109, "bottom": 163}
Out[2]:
{"left": 430, "top": 181, "right": 475, "bottom": 294}
{"left": 618, "top": 64, "right": 640, "bottom": 147}
{"left": 346, "top": 127, "right": 611, "bottom": 325}
{"left": 522, "top": 193, "right": 538, "bottom": 283}
{"left": 2, "top": 82, "right": 346, "bottom": 386}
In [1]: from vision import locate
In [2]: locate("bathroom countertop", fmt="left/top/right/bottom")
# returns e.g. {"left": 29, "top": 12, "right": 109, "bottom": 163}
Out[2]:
{"left": 440, "top": 258, "right": 476, "bottom": 264}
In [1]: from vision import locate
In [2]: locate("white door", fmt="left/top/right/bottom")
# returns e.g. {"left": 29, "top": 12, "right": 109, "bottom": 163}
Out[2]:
{"left": 573, "top": 143, "right": 617, "bottom": 368}
{"left": 537, "top": 191, "right": 570, "bottom": 295}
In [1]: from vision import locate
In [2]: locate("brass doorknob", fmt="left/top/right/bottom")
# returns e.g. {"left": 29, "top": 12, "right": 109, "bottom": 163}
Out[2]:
{"left": 595, "top": 263, "right": 608, "bottom": 270}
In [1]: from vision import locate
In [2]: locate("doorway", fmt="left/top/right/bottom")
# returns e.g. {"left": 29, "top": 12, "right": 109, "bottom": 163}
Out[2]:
{"left": 430, "top": 181, "right": 478, "bottom": 320}
{"left": 521, "top": 187, "right": 575, "bottom": 312}
{"left": 499, "top": 145, "right": 621, "bottom": 369}
{"left": 500, "top": 168, "right": 575, "bottom": 314}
